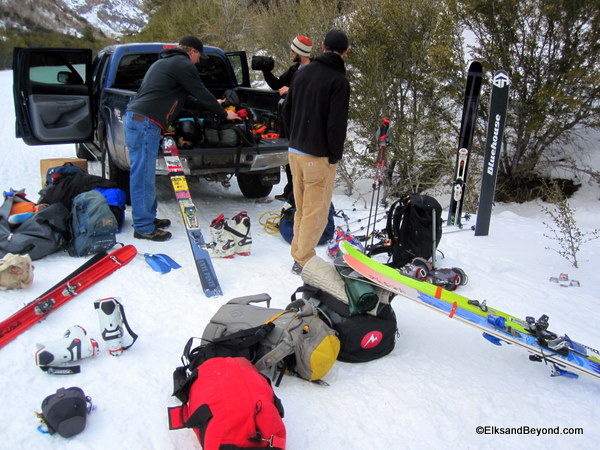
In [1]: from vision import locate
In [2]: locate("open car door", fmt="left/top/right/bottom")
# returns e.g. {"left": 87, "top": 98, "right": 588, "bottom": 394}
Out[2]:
{"left": 13, "top": 48, "right": 93, "bottom": 145}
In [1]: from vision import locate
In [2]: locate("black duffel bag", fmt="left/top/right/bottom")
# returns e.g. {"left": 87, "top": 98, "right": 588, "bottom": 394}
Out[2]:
{"left": 297, "top": 284, "right": 398, "bottom": 363}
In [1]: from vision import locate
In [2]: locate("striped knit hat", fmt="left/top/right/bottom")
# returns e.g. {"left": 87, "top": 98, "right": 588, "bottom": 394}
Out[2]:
{"left": 290, "top": 35, "right": 313, "bottom": 57}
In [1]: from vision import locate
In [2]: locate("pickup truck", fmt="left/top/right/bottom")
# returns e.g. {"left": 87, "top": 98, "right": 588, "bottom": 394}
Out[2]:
{"left": 12, "top": 43, "right": 289, "bottom": 199}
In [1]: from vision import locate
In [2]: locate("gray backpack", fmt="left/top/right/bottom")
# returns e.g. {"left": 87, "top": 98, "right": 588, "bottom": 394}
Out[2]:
{"left": 0, "top": 189, "right": 69, "bottom": 260}
{"left": 202, "top": 293, "right": 340, "bottom": 384}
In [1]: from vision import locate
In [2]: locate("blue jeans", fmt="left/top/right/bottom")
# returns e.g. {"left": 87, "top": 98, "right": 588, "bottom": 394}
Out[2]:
{"left": 124, "top": 111, "right": 162, "bottom": 235}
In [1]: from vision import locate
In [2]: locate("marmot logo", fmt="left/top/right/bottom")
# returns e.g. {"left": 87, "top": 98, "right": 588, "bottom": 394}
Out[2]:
{"left": 361, "top": 331, "right": 383, "bottom": 349}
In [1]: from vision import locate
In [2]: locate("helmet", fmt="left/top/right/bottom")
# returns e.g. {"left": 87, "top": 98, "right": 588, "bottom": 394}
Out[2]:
{"left": 175, "top": 118, "right": 202, "bottom": 142}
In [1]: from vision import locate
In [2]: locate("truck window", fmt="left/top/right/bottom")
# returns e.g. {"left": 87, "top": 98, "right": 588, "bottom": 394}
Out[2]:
{"left": 28, "top": 51, "right": 86, "bottom": 85}
{"left": 112, "top": 51, "right": 233, "bottom": 92}
{"left": 226, "top": 54, "right": 244, "bottom": 86}
{"left": 114, "top": 53, "right": 159, "bottom": 90}
{"left": 198, "top": 55, "right": 232, "bottom": 89}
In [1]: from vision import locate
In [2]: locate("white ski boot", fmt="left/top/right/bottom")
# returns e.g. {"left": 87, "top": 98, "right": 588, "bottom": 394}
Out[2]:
{"left": 228, "top": 211, "right": 252, "bottom": 256}
{"left": 94, "top": 297, "right": 126, "bottom": 356}
{"left": 207, "top": 214, "right": 236, "bottom": 258}
{"left": 35, "top": 325, "right": 99, "bottom": 374}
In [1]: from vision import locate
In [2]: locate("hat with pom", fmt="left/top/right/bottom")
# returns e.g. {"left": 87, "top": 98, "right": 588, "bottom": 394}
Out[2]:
{"left": 291, "top": 35, "right": 313, "bottom": 57}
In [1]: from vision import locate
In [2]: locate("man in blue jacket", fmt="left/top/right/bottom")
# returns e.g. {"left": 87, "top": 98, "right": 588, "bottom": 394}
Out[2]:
{"left": 283, "top": 30, "right": 351, "bottom": 274}
{"left": 125, "top": 36, "right": 239, "bottom": 241}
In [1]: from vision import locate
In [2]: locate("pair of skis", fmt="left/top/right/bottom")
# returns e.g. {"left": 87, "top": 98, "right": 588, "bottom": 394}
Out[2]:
{"left": 447, "top": 62, "right": 510, "bottom": 235}
{"left": 338, "top": 240, "right": 600, "bottom": 381}
{"left": 0, "top": 245, "right": 137, "bottom": 350}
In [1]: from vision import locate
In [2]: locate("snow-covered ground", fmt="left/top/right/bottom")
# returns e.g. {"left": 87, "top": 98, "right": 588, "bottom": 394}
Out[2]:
{"left": 1, "top": 69, "right": 600, "bottom": 449}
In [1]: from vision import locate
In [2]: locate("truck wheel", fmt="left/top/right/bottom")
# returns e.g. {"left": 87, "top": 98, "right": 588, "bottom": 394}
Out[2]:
{"left": 237, "top": 173, "right": 273, "bottom": 199}
{"left": 102, "top": 146, "right": 131, "bottom": 204}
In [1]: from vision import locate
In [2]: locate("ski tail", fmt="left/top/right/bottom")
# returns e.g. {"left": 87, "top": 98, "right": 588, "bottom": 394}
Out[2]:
{"left": 447, "top": 61, "right": 483, "bottom": 226}
{"left": 474, "top": 70, "right": 511, "bottom": 236}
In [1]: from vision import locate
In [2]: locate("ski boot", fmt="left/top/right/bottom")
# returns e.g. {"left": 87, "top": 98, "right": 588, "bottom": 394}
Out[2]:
{"left": 428, "top": 267, "right": 468, "bottom": 291}
{"left": 207, "top": 214, "right": 236, "bottom": 258}
{"left": 398, "top": 258, "right": 429, "bottom": 281}
{"left": 35, "top": 325, "right": 99, "bottom": 374}
{"left": 94, "top": 297, "right": 127, "bottom": 356}
{"left": 228, "top": 211, "right": 252, "bottom": 256}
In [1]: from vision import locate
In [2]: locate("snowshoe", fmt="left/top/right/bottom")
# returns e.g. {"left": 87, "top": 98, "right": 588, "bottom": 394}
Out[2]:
{"left": 228, "top": 211, "right": 252, "bottom": 256}
{"left": 35, "top": 325, "right": 99, "bottom": 373}
{"left": 207, "top": 214, "right": 236, "bottom": 258}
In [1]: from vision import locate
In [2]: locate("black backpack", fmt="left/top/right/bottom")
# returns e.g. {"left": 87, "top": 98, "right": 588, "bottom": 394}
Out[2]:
{"left": 371, "top": 193, "right": 442, "bottom": 268}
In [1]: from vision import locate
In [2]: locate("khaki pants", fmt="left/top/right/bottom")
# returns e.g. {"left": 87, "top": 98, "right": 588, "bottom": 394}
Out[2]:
{"left": 289, "top": 153, "right": 337, "bottom": 266}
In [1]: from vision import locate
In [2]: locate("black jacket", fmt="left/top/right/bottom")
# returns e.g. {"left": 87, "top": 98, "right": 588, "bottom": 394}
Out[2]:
{"left": 283, "top": 53, "right": 350, "bottom": 164}
{"left": 263, "top": 63, "right": 299, "bottom": 90}
{"left": 127, "top": 48, "right": 226, "bottom": 129}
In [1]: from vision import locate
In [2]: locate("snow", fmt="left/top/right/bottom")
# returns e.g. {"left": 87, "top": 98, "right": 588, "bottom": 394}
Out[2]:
{"left": 2, "top": 69, "right": 600, "bottom": 448}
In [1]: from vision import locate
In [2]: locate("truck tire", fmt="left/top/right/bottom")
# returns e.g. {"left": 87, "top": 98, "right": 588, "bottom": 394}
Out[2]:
{"left": 102, "top": 145, "right": 131, "bottom": 204}
{"left": 237, "top": 173, "right": 273, "bottom": 199}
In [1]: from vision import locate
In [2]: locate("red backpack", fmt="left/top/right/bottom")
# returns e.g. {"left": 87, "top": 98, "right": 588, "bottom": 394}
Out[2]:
{"left": 168, "top": 357, "right": 286, "bottom": 449}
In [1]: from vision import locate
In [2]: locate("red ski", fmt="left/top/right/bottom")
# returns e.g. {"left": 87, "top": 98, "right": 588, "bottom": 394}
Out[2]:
{"left": 0, "top": 244, "right": 137, "bottom": 349}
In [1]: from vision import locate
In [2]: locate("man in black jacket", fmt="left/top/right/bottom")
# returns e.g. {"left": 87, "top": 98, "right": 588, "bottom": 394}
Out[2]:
{"left": 283, "top": 30, "right": 351, "bottom": 274}
{"left": 262, "top": 35, "right": 313, "bottom": 96}
{"left": 260, "top": 35, "right": 313, "bottom": 201}
{"left": 125, "top": 36, "right": 239, "bottom": 241}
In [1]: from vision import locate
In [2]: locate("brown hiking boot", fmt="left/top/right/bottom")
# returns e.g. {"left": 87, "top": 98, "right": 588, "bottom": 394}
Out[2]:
{"left": 134, "top": 228, "right": 172, "bottom": 242}
{"left": 153, "top": 218, "right": 171, "bottom": 228}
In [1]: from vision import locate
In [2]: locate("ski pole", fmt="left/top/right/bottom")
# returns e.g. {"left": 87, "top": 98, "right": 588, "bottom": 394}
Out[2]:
{"left": 366, "top": 117, "right": 391, "bottom": 251}
{"left": 432, "top": 208, "right": 437, "bottom": 270}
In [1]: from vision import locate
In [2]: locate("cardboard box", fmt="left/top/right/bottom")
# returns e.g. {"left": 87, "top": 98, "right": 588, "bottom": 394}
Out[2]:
{"left": 40, "top": 158, "right": 88, "bottom": 187}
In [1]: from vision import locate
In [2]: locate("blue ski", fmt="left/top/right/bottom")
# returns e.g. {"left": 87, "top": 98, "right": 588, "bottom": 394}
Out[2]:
{"left": 162, "top": 135, "right": 222, "bottom": 297}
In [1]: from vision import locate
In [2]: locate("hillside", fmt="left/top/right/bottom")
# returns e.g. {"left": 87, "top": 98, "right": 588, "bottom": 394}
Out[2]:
{"left": 0, "top": 0, "right": 146, "bottom": 38}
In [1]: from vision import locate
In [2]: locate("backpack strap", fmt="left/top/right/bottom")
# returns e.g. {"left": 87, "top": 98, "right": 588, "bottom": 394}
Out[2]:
{"left": 116, "top": 299, "right": 138, "bottom": 351}
{"left": 254, "top": 306, "right": 312, "bottom": 385}
{"left": 172, "top": 323, "right": 276, "bottom": 402}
